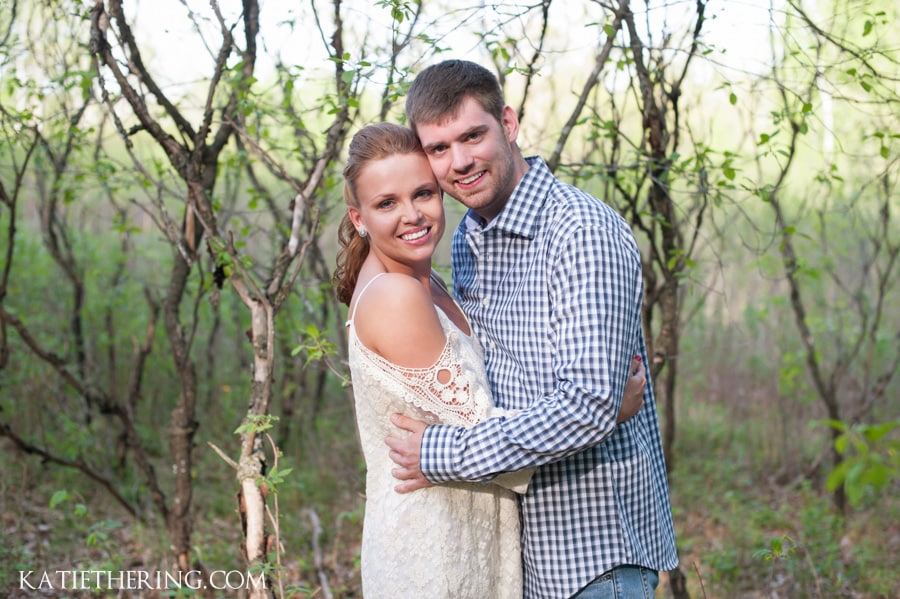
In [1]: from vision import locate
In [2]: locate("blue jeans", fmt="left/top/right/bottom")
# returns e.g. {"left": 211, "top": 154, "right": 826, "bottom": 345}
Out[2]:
{"left": 572, "top": 566, "right": 659, "bottom": 599}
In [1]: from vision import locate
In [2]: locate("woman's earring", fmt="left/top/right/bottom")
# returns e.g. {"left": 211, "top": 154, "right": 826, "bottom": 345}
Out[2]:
{"left": 358, "top": 228, "right": 367, "bottom": 238}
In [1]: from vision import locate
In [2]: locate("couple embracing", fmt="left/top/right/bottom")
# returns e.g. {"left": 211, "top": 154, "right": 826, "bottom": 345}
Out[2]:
{"left": 332, "top": 60, "right": 678, "bottom": 599}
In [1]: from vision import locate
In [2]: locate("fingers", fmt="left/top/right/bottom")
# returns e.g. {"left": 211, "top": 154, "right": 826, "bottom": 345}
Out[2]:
{"left": 386, "top": 415, "right": 428, "bottom": 485}
{"left": 384, "top": 435, "right": 404, "bottom": 454}
{"left": 386, "top": 446, "right": 415, "bottom": 469}
{"left": 390, "top": 413, "right": 427, "bottom": 434}
{"left": 385, "top": 414, "right": 433, "bottom": 493}
{"left": 631, "top": 367, "right": 646, "bottom": 383}
{"left": 390, "top": 463, "right": 433, "bottom": 493}
{"left": 390, "top": 465, "right": 419, "bottom": 481}
{"left": 393, "top": 476, "right": 433, "bottom": 494}
{"left": 385, "top": 414, "right": 425, "bottom": 459}
{"left": 631, "top": 355, "right": 646, "bottom": 379}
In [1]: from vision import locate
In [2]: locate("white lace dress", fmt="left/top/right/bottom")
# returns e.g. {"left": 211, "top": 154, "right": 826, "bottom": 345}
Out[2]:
{"left": 347, "top": 275, "right": 525, "bottom": 599}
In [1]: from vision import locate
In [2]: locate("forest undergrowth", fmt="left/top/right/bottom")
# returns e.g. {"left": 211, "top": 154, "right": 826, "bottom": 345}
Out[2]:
{"left": 2, "top": 391, "right": 897, "bottom": 599}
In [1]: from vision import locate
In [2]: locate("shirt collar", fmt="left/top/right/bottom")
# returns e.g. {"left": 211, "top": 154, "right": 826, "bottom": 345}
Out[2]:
{"left": 463, "top": 156, "right": 550, "bottom": 239}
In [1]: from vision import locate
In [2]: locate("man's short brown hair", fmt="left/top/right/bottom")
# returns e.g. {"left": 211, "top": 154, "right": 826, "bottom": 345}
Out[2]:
{"left": 405, "top": 60, "right": 505, "bottom": 133}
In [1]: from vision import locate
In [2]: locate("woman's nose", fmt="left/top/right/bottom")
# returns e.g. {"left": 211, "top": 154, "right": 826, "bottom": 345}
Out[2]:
{"left": 401, "top": 200, "right": 422, "bottom": 222}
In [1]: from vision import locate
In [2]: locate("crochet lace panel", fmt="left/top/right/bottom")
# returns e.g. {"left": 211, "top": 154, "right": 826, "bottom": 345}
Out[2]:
{"left": 350, "top": 326, "right": 483, "bottom": 427}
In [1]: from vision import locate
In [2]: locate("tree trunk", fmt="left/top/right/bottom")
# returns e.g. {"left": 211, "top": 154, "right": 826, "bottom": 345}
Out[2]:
{"left": 163, "top": 251, "right": 199, "bottom": 573}
{"left": 236, "top": 296, "right": 276, "bottom": 598}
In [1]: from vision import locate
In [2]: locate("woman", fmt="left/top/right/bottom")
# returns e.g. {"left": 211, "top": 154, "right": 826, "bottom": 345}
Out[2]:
{"left": 332, "top": 122, "right": 645, "bottom": 598}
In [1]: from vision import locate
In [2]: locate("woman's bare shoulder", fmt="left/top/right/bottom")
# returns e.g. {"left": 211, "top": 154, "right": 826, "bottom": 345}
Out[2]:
{"left": 353, "top": 273, "right": 446, "bottom": 368}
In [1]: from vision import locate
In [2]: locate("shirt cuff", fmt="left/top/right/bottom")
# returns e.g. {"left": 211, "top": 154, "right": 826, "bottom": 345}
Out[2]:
{"left": 420, "top": 423, "right": 458, "bottom": 484}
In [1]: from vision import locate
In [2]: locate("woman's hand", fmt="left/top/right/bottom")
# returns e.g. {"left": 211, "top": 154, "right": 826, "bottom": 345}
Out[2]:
{"left": 617, "top": 355, "right": 646, "bottom": 424}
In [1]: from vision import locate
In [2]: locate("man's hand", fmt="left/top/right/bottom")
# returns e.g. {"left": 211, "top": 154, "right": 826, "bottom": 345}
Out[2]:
{"left": 385, "top": 413, "right": 434, "bottom": 493}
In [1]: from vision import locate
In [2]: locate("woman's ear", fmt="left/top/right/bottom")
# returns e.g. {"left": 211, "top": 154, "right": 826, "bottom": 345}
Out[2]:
{"left": 348, "top": 207, "right": 363, "bottom": 231}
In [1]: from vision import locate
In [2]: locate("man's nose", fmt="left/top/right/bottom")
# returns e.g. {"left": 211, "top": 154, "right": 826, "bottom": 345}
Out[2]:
{"left": 450, "top": 144, "right": 474, "bottom": 173}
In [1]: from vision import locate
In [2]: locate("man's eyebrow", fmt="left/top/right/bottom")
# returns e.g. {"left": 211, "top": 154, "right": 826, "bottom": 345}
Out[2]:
{"left": 421, "top": 140, "right": 445, "bottom": 153}
{"left": 422, "top": 125, "right": 489, "bottom": 152}
{"left": 463, "top": 124, "right": 489, "bottom": 137}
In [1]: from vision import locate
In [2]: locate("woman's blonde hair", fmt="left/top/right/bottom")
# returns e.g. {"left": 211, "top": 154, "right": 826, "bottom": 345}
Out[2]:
{"left": 332, "top": 123, "right": 424, "bottom": 305}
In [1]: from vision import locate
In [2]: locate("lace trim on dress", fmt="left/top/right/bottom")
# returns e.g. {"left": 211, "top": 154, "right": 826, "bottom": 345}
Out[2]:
{"left": 351, "top": 332, "right": 480, "bottom": 427}
{"left": 348, "top": 272, "right": 482, "bottom": 427}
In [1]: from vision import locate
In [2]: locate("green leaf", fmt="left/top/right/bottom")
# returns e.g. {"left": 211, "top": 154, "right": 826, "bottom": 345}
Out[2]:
{"left": 835, "top": 434, "right": 848, "bottom": 455}
{"left": 50, "top": 490, "right": 70, "bottom": 509}
{"left": 234, "top": 414, "right": 279, "bottom": 435}
{"left": 846, "top": 480, "right": 865, "bottom": 505}
{"left": 819, "top": 419, "right": 848, "bottom": 432}
{"left": 826, "top": 461, "right": 847, "bottom": 491}
{"left": 863, "top": 421, "right": 900, "bottom": 442}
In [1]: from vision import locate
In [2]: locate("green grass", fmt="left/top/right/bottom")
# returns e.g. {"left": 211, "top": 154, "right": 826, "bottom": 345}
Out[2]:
{"left": 4, "top": 387, "right": 897, "bottom": 598}
{"left": 669, "top": 395, "right": 899, "bottom": 598}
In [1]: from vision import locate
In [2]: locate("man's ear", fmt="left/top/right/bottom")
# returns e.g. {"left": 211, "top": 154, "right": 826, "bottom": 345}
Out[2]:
{"left": 500, "top": 105, "right": 519, "bottom": 143}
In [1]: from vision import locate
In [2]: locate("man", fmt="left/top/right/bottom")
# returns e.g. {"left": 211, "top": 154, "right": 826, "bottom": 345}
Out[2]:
{"left": 386, "top": 59, "right": 678, "bottom": 598}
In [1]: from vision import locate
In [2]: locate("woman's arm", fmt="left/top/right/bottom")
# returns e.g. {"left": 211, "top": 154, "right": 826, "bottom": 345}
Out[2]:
{"left": 353, "top": 274, "right": 446, "bottom": 368}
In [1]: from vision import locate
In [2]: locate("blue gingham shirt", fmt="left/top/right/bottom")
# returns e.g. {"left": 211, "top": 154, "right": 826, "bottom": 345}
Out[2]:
{"left": 420, "top": 157, "right": 678, "bottom": 598}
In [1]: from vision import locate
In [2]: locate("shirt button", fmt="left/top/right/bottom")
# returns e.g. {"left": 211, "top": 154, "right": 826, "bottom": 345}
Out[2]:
{"left": 482, "top": 298, "right": 490, "bottom": 306}
{"left": 489, "top": 342, "right": 496, "bottom": 349}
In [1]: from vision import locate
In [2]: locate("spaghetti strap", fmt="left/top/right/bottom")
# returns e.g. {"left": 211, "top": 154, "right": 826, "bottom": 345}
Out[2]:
{"left": 347, "top": 272, "right": 389, "bottom": 326}
{"left": 429, "top": 269, "right": 472, "bottom": 335}
{"left": 429, "top": 269, "right": 450, "bottom": 295}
